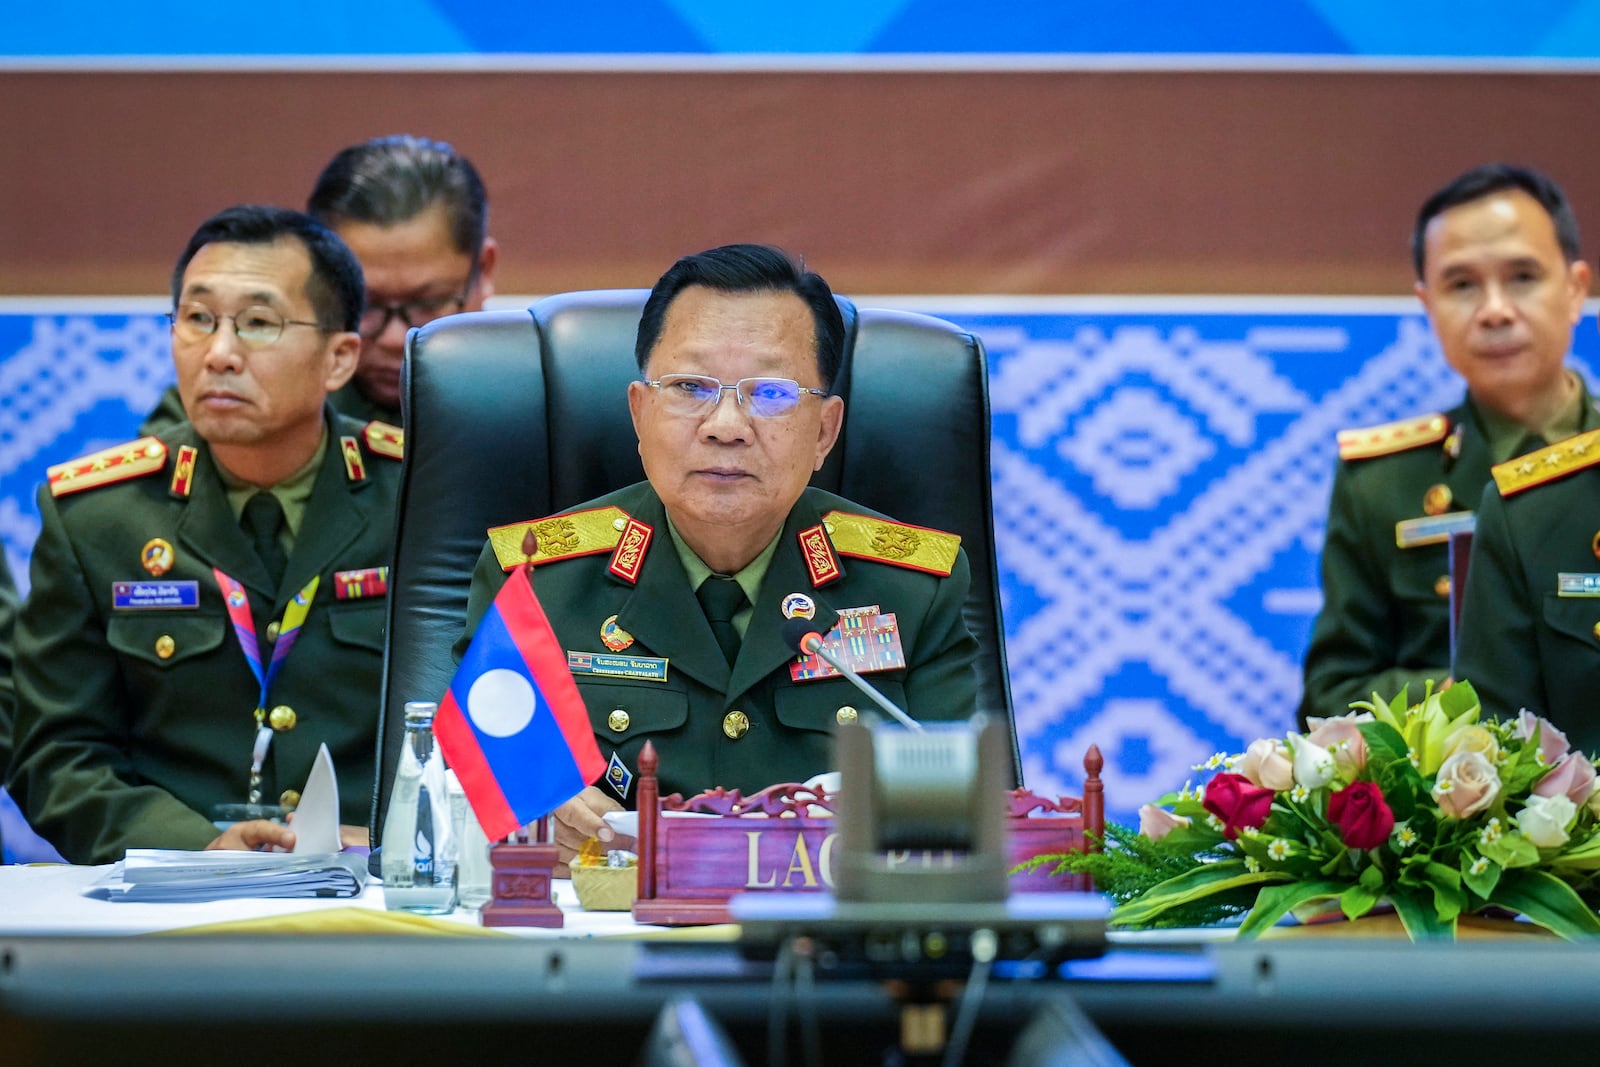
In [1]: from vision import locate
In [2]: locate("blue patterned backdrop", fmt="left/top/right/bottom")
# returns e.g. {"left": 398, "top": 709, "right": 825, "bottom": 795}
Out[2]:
{"left": 6, "top": 297, "right": 1598, "bottom": 823}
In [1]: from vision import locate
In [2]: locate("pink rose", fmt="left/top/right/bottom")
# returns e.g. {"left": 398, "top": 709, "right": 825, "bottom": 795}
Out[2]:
{"left": 1236, "top": 739, "right": 1294, "bottom": 791}
{"left": 1138, "top": 803, "right": 1191, "bottom": 842}
{"left": 1514, "top": 710, "right": 1570, "bottom": 766}
{"left": 1535, "top": 754, "right": 1598, "bottom": 807}
{"left": 1201, "top": 773, "right": 1275, "bottom": 840}
{"left": 1327, "top": 781, "right": 1395, "bottom": 849}
{"left": 1431, "top": 750, "right": 1501, "bottom": 819}
{"left": 1305, "top": 715, "right": 1370, "bottom": 778}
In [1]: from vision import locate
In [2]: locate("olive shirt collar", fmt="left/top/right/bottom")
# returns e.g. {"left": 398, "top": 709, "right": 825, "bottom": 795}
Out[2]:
{"left": 213, "top": 428, "right": 328, "bottom": 549}
{"left": 664, "top": 512, "right": 782, "bottom": 642}
{"left": 1473, "top": 370, "right": 1596, "bottom": 465}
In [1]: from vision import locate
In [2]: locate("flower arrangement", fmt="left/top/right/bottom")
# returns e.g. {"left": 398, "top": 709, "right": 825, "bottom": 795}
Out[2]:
{"left": 1025, "top": 682, "right": 1600, "bottom": 940}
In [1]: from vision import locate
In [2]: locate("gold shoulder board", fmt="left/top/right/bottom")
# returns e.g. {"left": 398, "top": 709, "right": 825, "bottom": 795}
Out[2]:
{"left": 822, "top": 510, "right": 961, "bottom": 577}
{"left": 48, "top": 437, "right": 167, "bottom": 498}
{"left": 1491, "top": 429, "right": 1600, "bottom": 497}
{"left": 363, "top": 421, "right": 404, "bottom": 460}
{"left": 1336, "top": 413, "right": 1450, "bottom": 461}
{"left": 488, "top": 506, "right": 629, "bottom": 571}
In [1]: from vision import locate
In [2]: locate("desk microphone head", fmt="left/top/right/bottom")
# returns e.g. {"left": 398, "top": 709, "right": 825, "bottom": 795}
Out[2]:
{"left": 781, "top": 618, "right": 823, "bottom": 656}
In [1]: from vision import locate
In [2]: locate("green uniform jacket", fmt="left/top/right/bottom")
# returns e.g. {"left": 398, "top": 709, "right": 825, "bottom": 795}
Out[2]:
{"left": 9, "top": 411, "right": 399, "bottom": 863}
{"left": 141, "top": 380, "right": 398, "bottom": 437}
{"left": 0, "top": 551, "right": 17, "bottom": 775}
{"left": 1453, "top": 451, "right": 1600, "bottom": 752}
{"left": 460, "top": 483, "right": 980, "bottom": 803}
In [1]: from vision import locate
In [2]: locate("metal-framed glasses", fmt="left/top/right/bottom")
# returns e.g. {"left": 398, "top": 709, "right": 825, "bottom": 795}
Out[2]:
{"left": 169, "top": 303, "right": 325, "bottom": 348}
{"left": 358, "top": 286, "right": 470, "bottom": 339}
{"left": 644, "top": 374, "right": 828, "bottom": 419}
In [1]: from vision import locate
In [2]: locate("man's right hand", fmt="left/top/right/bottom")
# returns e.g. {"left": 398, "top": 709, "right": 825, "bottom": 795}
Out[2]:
{"left": 549, "top": 786, "right": 633, "bottom": 876}
{"left": 207, "top": 819, "right": 295, "bottom": 852}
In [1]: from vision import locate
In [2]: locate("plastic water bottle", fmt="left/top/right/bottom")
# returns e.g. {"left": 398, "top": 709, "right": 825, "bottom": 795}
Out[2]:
{"left": 448, "top": 769, "right": 494, "bottom": 910}
{"left": 381, "top": 702, "right": 457, "bottom": 913}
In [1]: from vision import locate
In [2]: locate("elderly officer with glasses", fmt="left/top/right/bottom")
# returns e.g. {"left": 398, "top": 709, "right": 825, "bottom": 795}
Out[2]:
{"left": 9, "top": 205, "right": 402, "bottom": 863}
{"left": 143, "top": 133, "right": 497, "bottom": 432}
{"left": 458, "top": 244, "right": 979, "bottom": 871}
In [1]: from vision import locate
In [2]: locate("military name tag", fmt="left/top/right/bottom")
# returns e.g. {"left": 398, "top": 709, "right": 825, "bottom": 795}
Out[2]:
{"left": 568, "top": 651, "right": 669, "bottom": 682}
{"left": 790, "top": 611, "right": 906, "bottom": 681}
{"left": 113, "top": 580, "right": 199, "bottom": 610}
{"left": 1558, "top": 573, "right": 1600, "bottom": 597}
{"left": 1395, "top": 510, "right": 1475, "bottom": 550}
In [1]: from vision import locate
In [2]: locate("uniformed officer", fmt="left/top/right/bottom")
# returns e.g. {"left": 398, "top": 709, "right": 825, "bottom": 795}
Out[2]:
{"left": 142, "top": 134, "right": 498, "bottom": 431}
{"left": 458, "top": 244, "right": 979, "bottom": 869}
{"left": 1454, "top": 425, "right": 1600, "bottom": 748}
{"left": 8, "top": 205, "right": 403, "bottom": 863}
{"left": 1300, "top": 164, "right": 1597, "bottom": 723}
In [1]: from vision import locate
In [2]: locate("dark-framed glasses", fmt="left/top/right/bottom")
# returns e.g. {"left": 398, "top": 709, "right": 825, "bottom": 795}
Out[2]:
{"left": 644, "top": 374, "right": 828, "bottom": 419}
{"left": 168, "top": 303, "right": 325, "bottom": 348}
{"left": 358, "top": 287, "right": 469, "bottom": 339}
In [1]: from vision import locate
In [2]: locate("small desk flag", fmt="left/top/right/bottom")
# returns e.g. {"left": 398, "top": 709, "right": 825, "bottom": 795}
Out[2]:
{"left": 435, "top": 569, "right": 606, "bottom": 841}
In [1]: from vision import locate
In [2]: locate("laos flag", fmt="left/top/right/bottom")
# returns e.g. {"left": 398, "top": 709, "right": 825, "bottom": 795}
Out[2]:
{"left": 435, "top": 569, "right": 605, "bottom": 841}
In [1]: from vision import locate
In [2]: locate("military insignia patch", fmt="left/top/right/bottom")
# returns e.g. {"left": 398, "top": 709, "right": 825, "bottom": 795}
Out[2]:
{"left": 822, "top": 511, "right": 960, "bottom": 577}
{"left": 608, "top": 518, "right": 653, "bottom": 584}
{"left": 141, "top": 537, "right": 175, "bottom": 576}
{"left": 797, "top": 524, "right": 843, "bottom": 587}
{"left": 363, "top": 421, "right": 404, "bottom": 460}
{"left": 790, "top": 610, "right": 907, "bottom": 681}
{"left": 605, "top": 751, "right": 633, "bottom": 800}
{"left": 49, "top": 437, "right": 167, "bottom": 498}
{"left": 781, "top": 592, "right": 816, "bottom": 620}
{"left": 600, "top": 614, "right": 634, "bottom": 651}
{"left": 488, "top": 506, "right": 628, "bottom": 571}
{"left": 169, "top": 445, "right": 198, "bottom": 498}
{"left": 340, "top": 435, "right": 367, "bottom": 483}
{"left": 1336, "top": 413, "right": 1450, "bottom": 462}
{"left": 1492, "top": 429, "right": 1600, "bottom": 497}
{"left": 333, "top": 566, "right": 388, "bottom": 600}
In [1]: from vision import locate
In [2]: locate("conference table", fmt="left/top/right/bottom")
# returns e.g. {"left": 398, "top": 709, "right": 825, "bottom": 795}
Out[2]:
{"left": 4, "top": 863, "right": 1600, "bottom": 1066}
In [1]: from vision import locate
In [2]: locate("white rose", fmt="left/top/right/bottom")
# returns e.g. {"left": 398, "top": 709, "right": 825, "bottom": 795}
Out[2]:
{"left": 1515, "top": 794, "right": 1577, "bottom": 849}
{"left": 1289, "top": 732, "right": 1336, "bottom": 790}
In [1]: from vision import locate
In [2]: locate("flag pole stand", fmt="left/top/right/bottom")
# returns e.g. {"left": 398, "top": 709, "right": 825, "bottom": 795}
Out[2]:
{"left": 481, "top": 820, "right": 564, "bottom": 928}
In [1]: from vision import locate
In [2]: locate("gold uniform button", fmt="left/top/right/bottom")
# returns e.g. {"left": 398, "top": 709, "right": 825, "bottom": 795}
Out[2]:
{"left": 608, "top": 709, "right": 631, "bottom": 733}
{"left": 154, "top": 634, "right": 176, "bottom": 659}
{"left": 722, "top": 710, "right": 750, "bottom": 740}
{"left": 1434, "top": 575, "right": 1451, "bottom": 598}
{"left": 1422, "top": 483, "right": 1453, "bottom": 517}
{"left": 1593, "top": 621, "right": 1600, "bottom": 642}
{"left": 265, "top": 620, "right": 281, "bottom": 643}
{"left": 836, "top": 706, "right": 859, "bottom": 725}
{"left": 268, "top": 705, "right": 297, "bottom": 731}
{"left": 612, "top": 516, "right": 628, "bottom": 532}
{"left": 279, "top": 789, "right": 301, "bottom": 810}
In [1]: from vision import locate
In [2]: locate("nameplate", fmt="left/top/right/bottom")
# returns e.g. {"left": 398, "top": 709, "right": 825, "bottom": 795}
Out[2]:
{"left": 112, "top": 580, "right": 199, "bottom": 610}
{"left": 567, "top": 651, "right": 669, "bottom": 682}
{"left": 1558, "top": 573, "right": 1600, "bottom": 597}
{"left": 1394, "top": 510, "right": 1475, "bottom": 549}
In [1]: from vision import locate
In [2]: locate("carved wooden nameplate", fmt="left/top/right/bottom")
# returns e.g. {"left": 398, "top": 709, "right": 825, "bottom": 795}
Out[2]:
{"left": 630, "top": 742, "right": 1104, "bottom": 926}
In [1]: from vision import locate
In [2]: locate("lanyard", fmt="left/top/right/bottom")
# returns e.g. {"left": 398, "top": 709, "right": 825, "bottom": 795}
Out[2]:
{"left": 213, "top": 566, "right": 320, "bottom": 804}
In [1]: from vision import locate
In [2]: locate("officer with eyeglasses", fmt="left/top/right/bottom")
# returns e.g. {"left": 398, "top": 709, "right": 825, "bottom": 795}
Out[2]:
{"left": 143, "top": 133, "right": 497, "bottom": 433}
{"left": 10, "top": 205, "right": 402, "bottom": 862}
{"left": 457, "top": 244, "right": 979, "bottom": 872}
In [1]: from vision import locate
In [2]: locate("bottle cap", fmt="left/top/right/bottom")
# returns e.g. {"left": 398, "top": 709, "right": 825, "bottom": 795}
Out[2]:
{"left": 404, "top": 701, "right": 439, "bottom": 725}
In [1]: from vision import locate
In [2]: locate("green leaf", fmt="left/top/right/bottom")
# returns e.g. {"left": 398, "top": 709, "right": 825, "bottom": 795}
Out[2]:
{"left": 1460, "top": 852, "right": 1500, "bottom": 899}
{"left": 1486, "top": 869, "right": 1600, "bottom": 940}
{"left": 1114, "top": 862, "right": 1290, "bottom": 926}
{"left": 1390, "top": 888, "right": 1456, "bottom": 941}
{"left": 1358, "top": 862, "right": 1386, "bottom": 891}
{"left": 1236, "top": 879, "right": 1350, "bottom": 938}
{"left": 1359, "top": 720, "right": 1411, "bottom": 770}
{"left": 1340, "top": 883, "right": 1379, "bottom": 920}
{"left": 1421, "top": 861, "right": 1465, "bottom": 922}
{"left": 1437, "top": 679, "right": 1480, "bottom": 723}
{"left": 1481, "top": 831, "right": 1540, "bottom": 870}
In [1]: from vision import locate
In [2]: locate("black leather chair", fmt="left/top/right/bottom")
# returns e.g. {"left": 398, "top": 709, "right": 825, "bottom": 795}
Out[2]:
{"left": 369, "top": 291, "right": 1019, "bottom": 838}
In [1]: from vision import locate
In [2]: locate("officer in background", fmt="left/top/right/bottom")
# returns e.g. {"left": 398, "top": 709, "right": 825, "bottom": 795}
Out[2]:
{"left": 9, "top": 205, "right": 402, "bottom": 863}
{"left": 458, "top": 244, "right": 979, "bottom": 869}
{"left": 1300, "top": 163, "right": 1598, "bottom": 723}
{"left": 143, "top": 134, "right": 497, "bottom": 431}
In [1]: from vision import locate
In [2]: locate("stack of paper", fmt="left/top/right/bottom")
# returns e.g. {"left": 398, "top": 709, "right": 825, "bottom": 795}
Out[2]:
{"left": 86, "top": 850, "right": 368, "bottom": 903}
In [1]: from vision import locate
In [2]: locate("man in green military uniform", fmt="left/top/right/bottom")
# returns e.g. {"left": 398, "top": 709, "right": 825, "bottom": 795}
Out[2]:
{"left": 8, "top": 205, "right": 402, "bottom": 864}
{"left": 142, "top": 134, "right": 498, "bottom": 432}
{"left": 459, "top": 244, "right": 978, "bottom": 869}
{"left": 1454, "top": 431, "right": 1600, "bottom": 749}
{"left": 1300, "top": 164, "right": 1597, "bottom": 723}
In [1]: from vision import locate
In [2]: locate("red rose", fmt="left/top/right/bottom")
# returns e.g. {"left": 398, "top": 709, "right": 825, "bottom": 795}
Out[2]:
{"left": 1201, "top": 773, "right": 1274, "bottom": 839}
{"left": 1327, "top": 781, "right": 1395, "bottom": 850}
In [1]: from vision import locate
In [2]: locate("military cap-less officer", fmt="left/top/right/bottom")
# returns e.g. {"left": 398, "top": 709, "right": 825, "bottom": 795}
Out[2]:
{"left": 1300, "top": 163, "right": 1594, "bottom": 723}
{"left": 1300, "top": 391, "right": 1600, "bottom": 723}
{"left": 456, "top": 243, "right": 981, "bottom": 870}
{"left": 461, "top": 481, "right": 978, "bottom": 803}
{"left": 1454, "top": 433, "right": 1600, "bottom": 751}
{"left": 8, "top": 204, "right": 400, "bottom": 863}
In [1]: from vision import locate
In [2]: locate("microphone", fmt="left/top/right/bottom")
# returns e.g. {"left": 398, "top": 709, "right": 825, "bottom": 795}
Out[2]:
{"left": 781, "top": 617, "right": 923, "bottom": 732}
